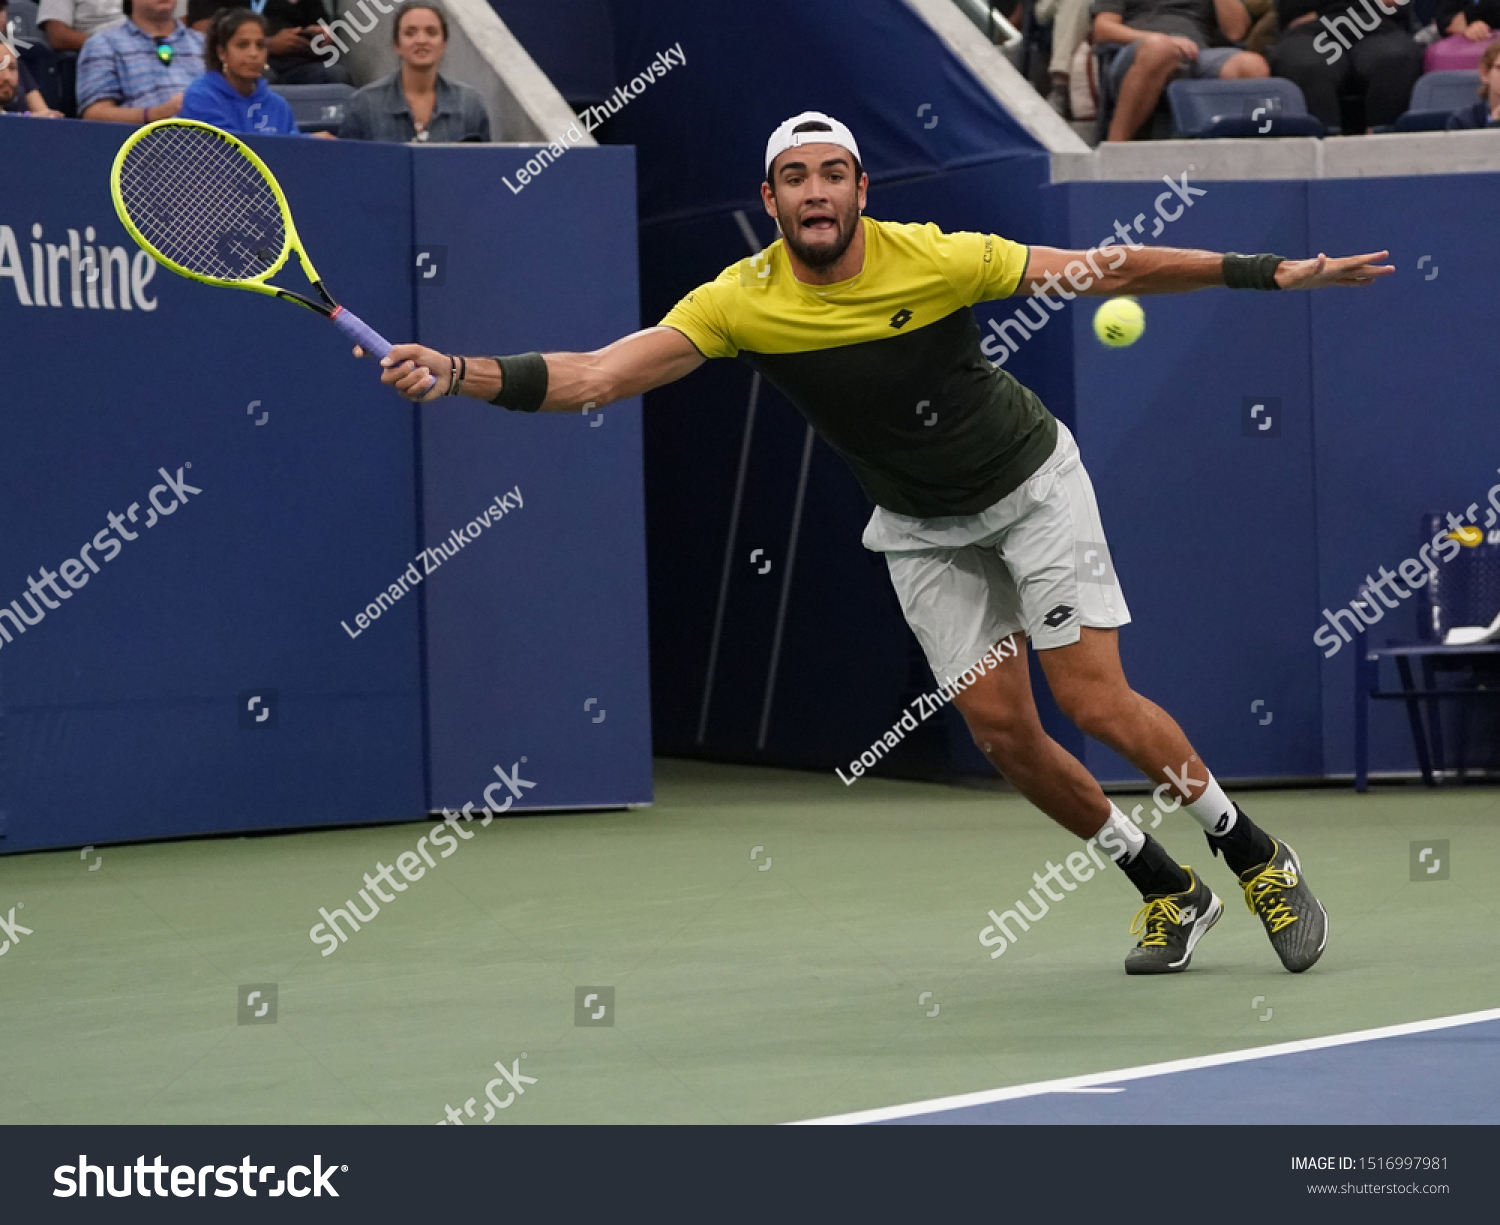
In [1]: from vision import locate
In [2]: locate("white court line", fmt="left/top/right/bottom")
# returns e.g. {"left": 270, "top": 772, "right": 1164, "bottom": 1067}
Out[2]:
{"left": 790, "top": 1005, "right": 1500, "bottom": 1125}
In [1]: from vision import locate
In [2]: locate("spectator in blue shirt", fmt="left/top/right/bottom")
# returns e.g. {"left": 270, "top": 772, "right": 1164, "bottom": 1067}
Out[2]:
{"left": 76, "top": 0, "right": 202, "bottom": 122}
{"left": 1447, "top": 38, "right": 1500, "bottom": 126}
{"left": 178, "top": 7, "right": 297, "bottom": 133}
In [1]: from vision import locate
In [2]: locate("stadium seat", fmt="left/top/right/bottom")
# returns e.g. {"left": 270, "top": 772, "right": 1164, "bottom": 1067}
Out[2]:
{"left": 6, "top": 0, "right": 41, "bottom": 42}
{"left": 1167, "top": 78, "right": 1326, "bottom": 138}
{"left": 1354, "top": 514, "right": 1500, "bottom": 790}
{"left": 1390, "top": 69, "right": 1481, "bottom": 131}
{"left": 271, "top": 83, "right": 356, "bottom": 134}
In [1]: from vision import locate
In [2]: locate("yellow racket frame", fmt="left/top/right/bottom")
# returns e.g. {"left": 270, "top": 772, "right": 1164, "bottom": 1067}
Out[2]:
{"left": 109, "top": 118, "right": 328, "bottom": 308}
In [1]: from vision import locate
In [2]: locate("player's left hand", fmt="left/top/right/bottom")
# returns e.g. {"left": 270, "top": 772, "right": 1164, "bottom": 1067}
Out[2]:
{"left": 1275, "top": 251, "right": 1394, "bottom": 289}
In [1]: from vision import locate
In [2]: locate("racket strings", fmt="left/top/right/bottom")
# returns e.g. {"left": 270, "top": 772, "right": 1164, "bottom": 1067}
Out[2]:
{"left": 118, "top": 125, "right": 287, "bottom": 283}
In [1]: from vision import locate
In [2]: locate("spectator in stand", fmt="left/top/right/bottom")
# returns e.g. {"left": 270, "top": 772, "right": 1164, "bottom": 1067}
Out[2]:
{"left": 2, "top": 36, "right": 64, "bottom": 112}
{"left": 1426, "top": 0, "right": 1500, "bottom": 71}
{"left": 177, "top": 6, "right": 298, "bottom": 131}
{"left": 1266, "top": 0, "right": 1423, "bottom": 130}
{"left": 1446, "top": 36, "right": 1500, "bottom": 123}
{"left": 1036, "top": 0, "right": 1093, "bottom": 116}
{"left": 186, "top": 0, "right": 346, "bottom": 84}
{"left": 337, "top": 1, "right": 488, "bottom": 143}
{"left": 1094, "top": 0, "right": 1270, "bottom": 141}
{"left": 75, "top": 0, "right": 201, "bottom": 120}
{"left": 36, "top": 0, "right": 122, "bottom": 52}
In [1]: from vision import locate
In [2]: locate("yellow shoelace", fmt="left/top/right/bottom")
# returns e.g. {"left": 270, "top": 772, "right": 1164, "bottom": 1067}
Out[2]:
{"left": 1243, "top": 865, "right": 1300, "bottom": 933}
{"left": 1129, "top": 896, "right": 1186, "bottom": 948}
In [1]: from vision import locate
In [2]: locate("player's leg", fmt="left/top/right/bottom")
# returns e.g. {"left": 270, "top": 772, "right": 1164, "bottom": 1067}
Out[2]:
{"left": 999, "top": 426, "right": 1327, "bottom": 972}
{"left": 880, "top": 540, "right": 1220, "bottom": 975}
{"left": 1037, "top": 629, "right": 1326, "bottom": 972}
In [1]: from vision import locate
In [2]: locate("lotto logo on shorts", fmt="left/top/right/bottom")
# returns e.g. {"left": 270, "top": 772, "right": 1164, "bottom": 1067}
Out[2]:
{"left": 1075, "top": 543, "right": 1115, "bottom": 584}
{"left": 1043, "top": 603, "right": 1075, "bottom": 629}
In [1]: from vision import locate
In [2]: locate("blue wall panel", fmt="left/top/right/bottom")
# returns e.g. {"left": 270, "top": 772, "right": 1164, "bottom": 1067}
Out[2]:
{"left": 0, "top": 123, "right": 425, "bottom": 851}
{"left": 607, "top": 0, "right": 1046, "bottom": 227}
{"left": 411, "top": 147, "right": 652, "bottom": 811}
{"left": 0, "top": 125, "right": 652, "bottom": 853}
{"left": 1067, "top": 178, "right": 1322, "bottom": 783}
{"left": 488, "top": 0, "right": 615, "bottom": 106}
{"left": 1307, "top": 174, "right": 1500, "bottom": 776}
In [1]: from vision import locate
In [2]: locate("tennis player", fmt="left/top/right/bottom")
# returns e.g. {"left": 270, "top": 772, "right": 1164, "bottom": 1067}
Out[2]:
{"left": 370, "top": 112, "right": 1392, "bottom": 975}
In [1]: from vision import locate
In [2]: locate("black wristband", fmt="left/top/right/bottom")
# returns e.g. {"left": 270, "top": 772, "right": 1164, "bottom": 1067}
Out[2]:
{"left": 1223, "top": 252, "right": 1284, "bottom": 290}
{"left": 490, "top": 352, "right": 548, "bottom": 412}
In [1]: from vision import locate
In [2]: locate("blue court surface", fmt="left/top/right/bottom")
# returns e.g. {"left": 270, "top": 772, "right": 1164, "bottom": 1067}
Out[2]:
{"left": 796, "top": 1009, "right": 1500, "bottom": 1125}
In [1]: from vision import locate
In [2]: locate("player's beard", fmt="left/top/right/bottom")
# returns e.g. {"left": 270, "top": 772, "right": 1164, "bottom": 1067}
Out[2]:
{"left": 776, "top": 198, "right": 860, "bottom": 273}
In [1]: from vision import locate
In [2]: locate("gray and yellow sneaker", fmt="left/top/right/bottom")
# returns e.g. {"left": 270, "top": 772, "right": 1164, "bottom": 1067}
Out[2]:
{"left": 1241, "top": 839, "right": 1328, "bottom": 973}
{"left": 1124, "top": 868, "right": 1223, "bottom": 975}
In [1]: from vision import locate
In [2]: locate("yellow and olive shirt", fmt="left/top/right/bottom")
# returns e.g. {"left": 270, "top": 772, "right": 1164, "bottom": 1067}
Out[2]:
{"left": 659, "top": 216, "right": 1058, "bottom": 519}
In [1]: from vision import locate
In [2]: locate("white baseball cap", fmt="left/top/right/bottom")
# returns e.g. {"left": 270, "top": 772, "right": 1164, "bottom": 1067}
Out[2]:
{"left": 764, "top": 111, "right": 862, "bottom": 178}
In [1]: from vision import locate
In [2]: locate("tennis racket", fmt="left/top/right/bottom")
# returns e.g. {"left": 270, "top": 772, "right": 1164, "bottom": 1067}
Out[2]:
{"left": 109, "top": 119, "right": 432, "bottom": 385}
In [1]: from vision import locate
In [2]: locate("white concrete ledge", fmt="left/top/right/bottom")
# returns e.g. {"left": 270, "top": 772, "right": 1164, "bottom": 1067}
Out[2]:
{"left": 1053, "top": 129, "right": 1500, "bottom": 181}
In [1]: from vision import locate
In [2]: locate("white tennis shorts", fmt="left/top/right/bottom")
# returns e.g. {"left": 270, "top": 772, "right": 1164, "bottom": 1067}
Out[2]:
{"left": 863, "top": 421, "right": 1130, "bottom": 686}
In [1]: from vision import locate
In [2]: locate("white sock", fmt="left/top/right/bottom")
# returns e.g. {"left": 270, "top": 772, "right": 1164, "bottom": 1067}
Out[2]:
{"left": 1185, "top": 773, "right": 1236, "bottom": 836}
{"left": 1096, "top": 802, "right": 1146, "bottom": 864}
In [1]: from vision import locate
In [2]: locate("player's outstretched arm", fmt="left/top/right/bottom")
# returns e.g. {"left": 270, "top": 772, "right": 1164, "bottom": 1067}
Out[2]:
{"left": 1018, "top": 245, "right": 1394, "bottom": 298}
{"left": 366, "top": 326, "right": 705, "bottom": 407}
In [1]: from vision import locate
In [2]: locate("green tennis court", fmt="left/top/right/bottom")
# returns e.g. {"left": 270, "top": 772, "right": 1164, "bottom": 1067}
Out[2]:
{"left": 1, "top": 761, "right": 1494, "bottom": 1125}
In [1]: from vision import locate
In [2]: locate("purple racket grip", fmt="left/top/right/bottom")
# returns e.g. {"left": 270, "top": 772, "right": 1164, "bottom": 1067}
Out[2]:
{"left": 330, "top": 305, "right": 391, "bottom": 359}
{"left": 331, "top": 306, "right": 437, "bottom": 392}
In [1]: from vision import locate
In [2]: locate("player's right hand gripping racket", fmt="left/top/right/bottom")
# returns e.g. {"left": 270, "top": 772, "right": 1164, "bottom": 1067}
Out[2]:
{"left": 110, "top": 119, "right": 430, "bottom": 385}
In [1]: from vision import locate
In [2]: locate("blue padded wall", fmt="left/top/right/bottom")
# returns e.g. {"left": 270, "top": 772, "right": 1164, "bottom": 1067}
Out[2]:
{"left": 487, "top": 0, "right": 615, "bottom": 107}
{"left": 1307, "top": 173, "right": 1500, "bottom": 777}
{"left": 411, "top": 147, "right": 652, "bottom": 811}
{"left": 0, "top": 122, "right": 424, "bottom": 852}
{"left": 606, "top": 0, "right": 1046, "bottom": 228}
{"left": 0, "top": 124, "right": 652, "bottom": 853}
{"left": 1066, "top": 178, "right": 1323, "bottom": 784}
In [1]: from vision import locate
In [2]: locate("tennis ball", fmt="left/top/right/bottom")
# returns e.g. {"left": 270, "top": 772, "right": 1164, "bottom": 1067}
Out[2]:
{"left": 1451, "top": 525, "right": 1483, "bottom": 547}
{"left": 1094, "top": 296, "right": 1144, "bottom": 348}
